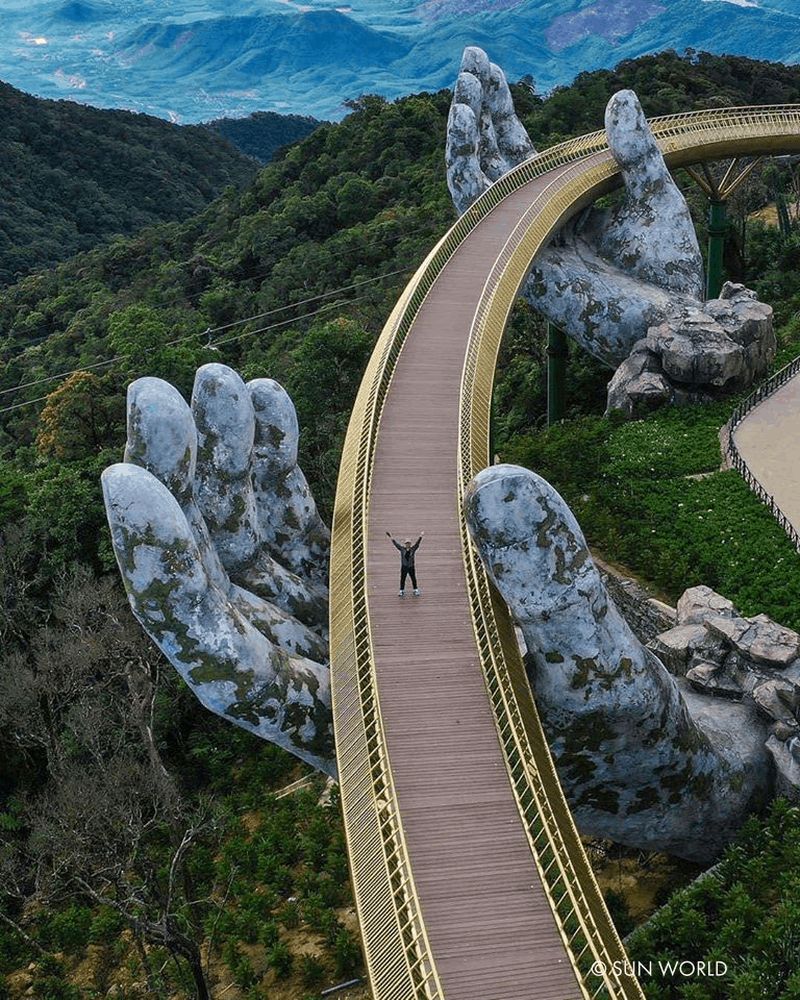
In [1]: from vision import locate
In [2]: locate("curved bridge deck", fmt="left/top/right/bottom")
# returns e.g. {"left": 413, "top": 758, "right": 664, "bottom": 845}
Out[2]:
{"left": 368, "top": 163, "right": 583, "bottom": 999}
{"left": 331, "top": 107, "right": 800, "bottom": 1000}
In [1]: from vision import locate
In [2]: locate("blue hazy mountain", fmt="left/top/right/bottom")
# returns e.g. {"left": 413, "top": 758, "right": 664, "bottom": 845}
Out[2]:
{"left": 118, "top": 12, "right": 411, "bottom": 79}
{"left": 1, "top": 0, "right": 799, "bottom": 122}
{"left": 50, "top": 1, "right": 111, "bottom": 24}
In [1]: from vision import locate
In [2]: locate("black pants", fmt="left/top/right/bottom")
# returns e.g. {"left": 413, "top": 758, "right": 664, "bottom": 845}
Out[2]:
{"left": 400, "top": 566, "right": 417, "bottom": 590}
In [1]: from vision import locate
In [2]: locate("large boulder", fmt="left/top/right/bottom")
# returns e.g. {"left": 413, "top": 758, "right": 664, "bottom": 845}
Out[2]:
{"left": 654, "top": 585, "right": 800, "bottom": 800}
{"left": 606, "top": 284, "right": 775, "bottom": 416}
{"left": 677, "top": 585, "right": 737, "bottom": 625}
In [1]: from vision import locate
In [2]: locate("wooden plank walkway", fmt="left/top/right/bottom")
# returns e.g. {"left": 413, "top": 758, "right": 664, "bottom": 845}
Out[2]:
{"left": 330, "top": 107, "right": 800, "bottom": 1000}
{"left": 366, "top": 167, "right": 584, "bottom": 999}
{"left": 733, "top": 372, "right": 800, "bottom": 535}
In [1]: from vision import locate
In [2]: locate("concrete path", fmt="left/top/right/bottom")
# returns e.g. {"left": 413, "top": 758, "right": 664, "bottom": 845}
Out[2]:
{"left": 733, "top": 372, "right": 800, "bottom": 532}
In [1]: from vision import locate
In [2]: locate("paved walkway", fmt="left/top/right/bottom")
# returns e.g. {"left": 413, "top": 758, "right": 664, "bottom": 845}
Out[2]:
{"left": 733, "top": 373, "right": 800, "bottom": 532}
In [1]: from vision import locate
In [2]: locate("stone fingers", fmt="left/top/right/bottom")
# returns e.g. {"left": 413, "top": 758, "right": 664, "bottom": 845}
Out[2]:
{"left": 463, "top": 463, "right": 656, "bottom": 719}
{"left": 229, "top": 585, "right": 329, "bottom": 663}
{"left": 485, "top": 58, "right": 536, "bottom": 168}
{"left": 462, "top": 464, "right": 759, "bottom": 859}
{"left": 235, "top": 553, "right": 329, "bottom": 629}
{"left": 191, "top": 363, "right": 261, "bottom": 573}
{"left": 126, "top": 368, "right": 328, "bottom": 637}
{"left": 102, "top": 463, "right": 334, "bottom": 774}
{"left": 249, "top": 377, "right": 330, "bottom": 587}
{"left": 446, "top": 46, "right": 536, "bottom": 216}
{"left": 446, "top": 98, "right": 490, "bottom": 216}
{"left": 589, "top": 89, "right": 704, "bottom": 298}
{"left": 191, "top": 364, "right": 328, "bottom": 625}
{"left": 125, "top": 376, "right": 230, "bottom": 593}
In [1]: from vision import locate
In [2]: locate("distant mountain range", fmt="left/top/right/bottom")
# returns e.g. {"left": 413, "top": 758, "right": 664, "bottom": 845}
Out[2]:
{"left": 2, "top": 0, "right": 800, "bottom": 122}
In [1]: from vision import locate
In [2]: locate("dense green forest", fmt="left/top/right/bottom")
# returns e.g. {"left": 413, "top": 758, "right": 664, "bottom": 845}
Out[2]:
{"left": 0, "top": 81, "right": 257, "bottom": 287}
{"left": 627, "top": 799, "right": 800, "bottom": 1000}
{"left": 205, "top": 111, "right": 321, "bottom": 164}
{"left": 4, "top": 49, "right": 800, "bottom": 998}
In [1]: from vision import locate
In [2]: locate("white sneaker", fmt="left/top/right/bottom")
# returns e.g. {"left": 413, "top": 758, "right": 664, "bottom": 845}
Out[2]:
{"left": 413, "top": 589, "right": 420, "bottom": 597}
{"left": 398, "top": 590, "right": 405, "bottom": 597}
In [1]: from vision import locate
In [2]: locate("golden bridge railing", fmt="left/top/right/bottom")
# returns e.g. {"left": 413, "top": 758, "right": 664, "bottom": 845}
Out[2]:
{"left": 330, "top": 106, "right": 800, "bottom": 999}
{"left": 457, "top": 151, "right": 640, "bottom": 1000}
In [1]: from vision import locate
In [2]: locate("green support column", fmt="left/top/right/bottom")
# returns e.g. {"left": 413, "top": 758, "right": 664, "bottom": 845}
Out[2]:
{"left": 546, "top": 321, "right": 568, "bottom": 426}
{"left": 706, "top": 198, "right": 727, "bottom": 300}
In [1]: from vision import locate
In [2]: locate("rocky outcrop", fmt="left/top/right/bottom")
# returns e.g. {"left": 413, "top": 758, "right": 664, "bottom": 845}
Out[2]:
{"left": 607, "top": 284, "right": 775, "bottom": 417}
{"left": 103, "top": 365, "right": 335, "bottom": 775}
{"left": 655, "top": 585, "right": 800, "bottom": 724}
{"left": 649, "top": 583, "right": 800, "bottom": 806}
{"left": 445, "top": 47, "right": 775, "bottom": 416}
{"left": 464, "top": 464, "right": 770, "bottom": 862}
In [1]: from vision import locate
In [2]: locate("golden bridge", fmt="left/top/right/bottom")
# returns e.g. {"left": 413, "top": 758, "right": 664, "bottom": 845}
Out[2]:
{"left": 329, "top": 108, "right": 800, "bottom": 1000}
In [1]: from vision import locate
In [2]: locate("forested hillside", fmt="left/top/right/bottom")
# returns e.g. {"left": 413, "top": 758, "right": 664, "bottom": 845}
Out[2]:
{"left": 205, "top": 110, "right": 321, "bottom": 163}
{"left": 0, "top": 81, "right": 257, "bottom": 286}
{"left": 4, "top": 49, "right": 800, "bottom": 999}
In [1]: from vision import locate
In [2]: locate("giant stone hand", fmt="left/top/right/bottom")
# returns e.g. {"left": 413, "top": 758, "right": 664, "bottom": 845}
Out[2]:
{"left": 446, "top": 47, "right": 775, "bottom": 412}
{"left": 102, "top": 364, "right": 334, "bottom": 776}
{"left": 464, "top": 465, "right": 771, "bottom": 862}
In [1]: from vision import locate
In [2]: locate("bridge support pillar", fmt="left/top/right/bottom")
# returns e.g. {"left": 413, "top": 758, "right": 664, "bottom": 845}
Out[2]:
{"left": 547, "top": 322, "right": 568, "bottom": 426}
{"left": 686, "top": 159, "right": 765, "bottom": 300}
{"left": 706, "top": 198, "right": 728, "bottom": 300}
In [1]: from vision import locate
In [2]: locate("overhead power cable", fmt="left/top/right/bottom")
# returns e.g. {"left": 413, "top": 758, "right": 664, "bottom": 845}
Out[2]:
{"left": 2, "top": 220, "right": 436, "bottom": 354}
{"left": 0, "top": 264, "right": 414, "bottom": 400}
{"left": 0, "top": 290, "right": 378, "bottom": 413}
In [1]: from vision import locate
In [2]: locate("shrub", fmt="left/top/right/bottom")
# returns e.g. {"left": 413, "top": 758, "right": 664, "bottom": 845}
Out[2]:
{"left": 29, "top": 956, "right": 83, "bottom": 1000}
{"left": 89, "top": 907, "right": 124, "bottom": 944}
{"left": 604, "top": 889, "right": 635, "bottom": 938}
{"left": 0, "top": 925, "right": 30, "bottom": 975}
{"left": 628, "top": 799, "right": 800, "bottom": 999}
{"left": 280, "top": 901, "right": 300, "bottom": 930}
{"left": 333, "top": 928, "right": 362, "bottom": 979}
{"left": 267, "top": 940, "right": 293, "bottom": 979}
{"left": 258, "top": 920, "right": 280, "bottom": 949}
{"left": 41, "top": 905, "right": 92, "bottom": 954}
{"left": 300, "top": 953, "right": 325, "bottom": 987}
{"left": 231, "top": 953, "right": 258, "bottom": 990}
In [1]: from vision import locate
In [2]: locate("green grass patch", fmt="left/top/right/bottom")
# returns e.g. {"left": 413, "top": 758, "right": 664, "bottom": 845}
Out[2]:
{"left": 500, "top": 400, "right": 800, "bottom": 630}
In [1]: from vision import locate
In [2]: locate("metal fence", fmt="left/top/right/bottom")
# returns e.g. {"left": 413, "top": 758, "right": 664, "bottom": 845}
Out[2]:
{"left": 727, "top": 355, "right": 800, "bottom": 552}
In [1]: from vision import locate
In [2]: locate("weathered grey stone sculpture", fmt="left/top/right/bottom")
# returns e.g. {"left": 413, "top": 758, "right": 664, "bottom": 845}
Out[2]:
{"left": 190, "top": 365, "right": 328, "bottom": 625}
{"left": 106, "top": 368, "right": 797, "bottom": 859}
{"left": 464, "top": 464, "right": 772, "bottom": 862}
{"left": 446, "top": 47, "right": 775, "bottom": 414}
{"left": 249, "top": 378, "right": 330, "bottom": 587}
{"left": 102, "top": 365, "right": 334, "bottom": 775}
{"left": 652, "top": 584, "right": 800, "bottom": 805}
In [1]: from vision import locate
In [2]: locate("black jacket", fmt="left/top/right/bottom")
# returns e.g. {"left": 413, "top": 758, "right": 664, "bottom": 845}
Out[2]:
{"left": 392, "top": 537, "right": 421, "bottom": 568}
